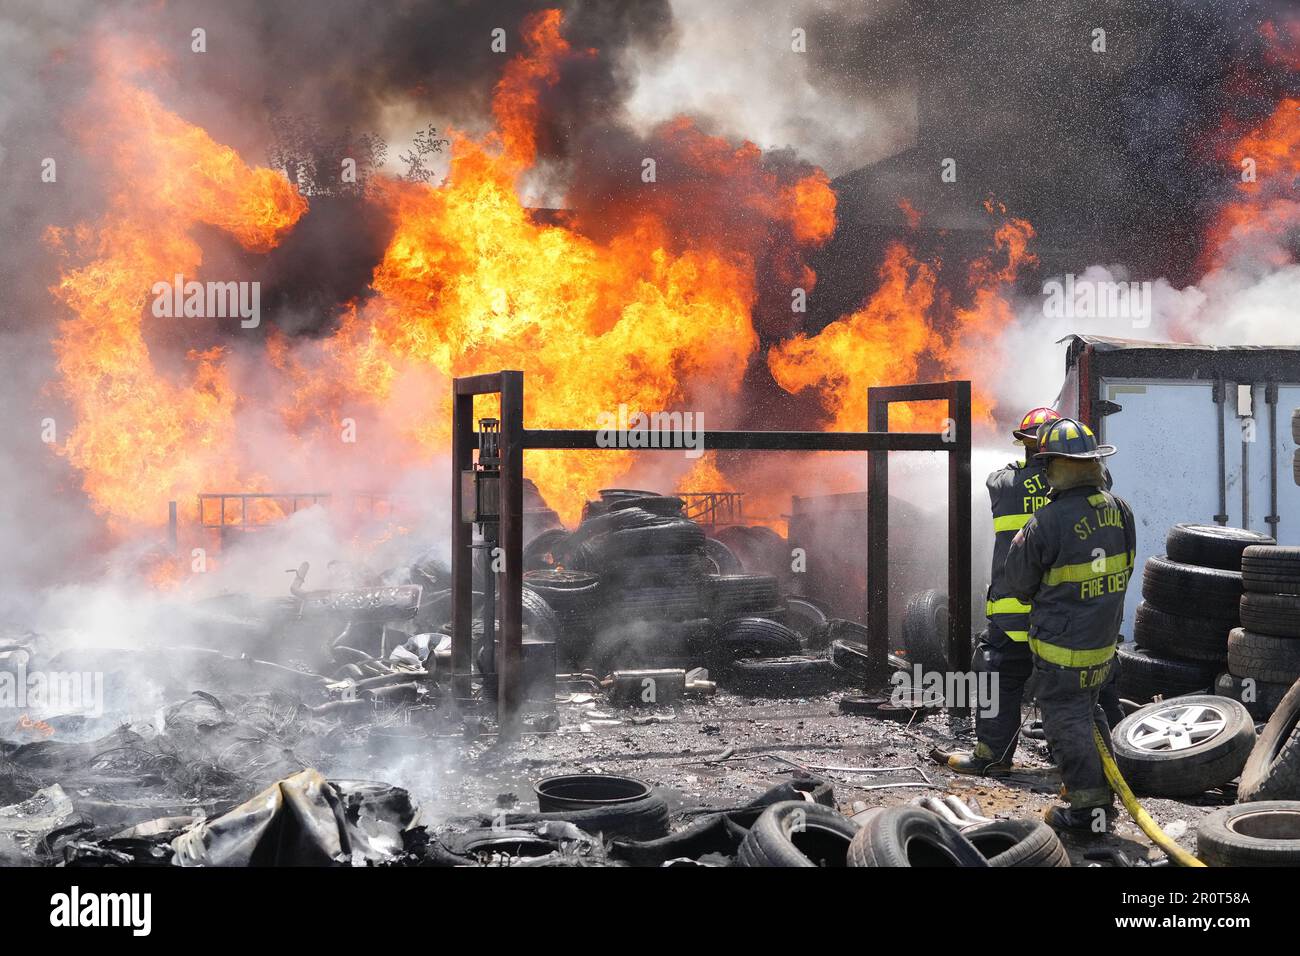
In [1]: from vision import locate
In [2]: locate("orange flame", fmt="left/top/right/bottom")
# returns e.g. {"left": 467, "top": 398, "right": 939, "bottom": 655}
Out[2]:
{"left": 281, "top": 11, "right": 834, "bottom": 524}
{"left": 1206, "top": 95, "right": 1300, "bottom": 271}
{"left": 47, "top": 56, "right": 305, "bottom": 531}
{"left": 768, "top": 207, "right": 1035, "bottom": 432}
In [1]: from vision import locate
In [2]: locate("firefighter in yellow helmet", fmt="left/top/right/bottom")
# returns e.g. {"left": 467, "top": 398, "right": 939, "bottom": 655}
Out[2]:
{"left": 1004, "top": 417, "right": 1135, "bottom": 833}
{"left": 949, "top": 407, "right": 1060, "bottom": 776}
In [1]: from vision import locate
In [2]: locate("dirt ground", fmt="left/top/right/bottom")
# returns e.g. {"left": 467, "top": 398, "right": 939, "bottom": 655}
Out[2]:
{"left": 365, "top": 683, "right": 1226, "bottom": 867}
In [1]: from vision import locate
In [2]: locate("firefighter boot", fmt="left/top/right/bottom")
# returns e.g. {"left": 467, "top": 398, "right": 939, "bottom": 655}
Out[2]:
{"left": 1043, "top": 802, "right": 1117, "bottom": 836}
{"left": 947, "top": 742, "right": 1012, "bottom": 776}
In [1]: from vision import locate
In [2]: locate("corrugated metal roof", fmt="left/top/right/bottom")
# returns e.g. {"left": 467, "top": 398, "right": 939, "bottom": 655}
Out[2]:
{"left": 1058, "top": 334, "right": 1300, "bottom": 353}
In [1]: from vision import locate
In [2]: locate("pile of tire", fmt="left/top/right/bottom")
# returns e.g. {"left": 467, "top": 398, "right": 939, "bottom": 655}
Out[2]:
{"left": 733, "top": 803, "right": 1066, "bottom": 868}
{"left": 556, "top": 495, "right": 713, "bottom": 671}
{"left": 1122, "top": 523, "right": 1273, "bottom": 703}
{"left": 1222, "top": 545, "right": 1300, "bottom": 721}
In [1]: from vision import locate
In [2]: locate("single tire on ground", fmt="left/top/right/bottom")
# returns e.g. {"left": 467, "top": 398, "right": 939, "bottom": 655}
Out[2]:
{"left": 1110, "top": 694, "right": 1256, "bottom": 797}
{"left": 1132, "top": 601, "right": 1233, "bottom": 664}
{"left": 1196, "top": 801, "right": 1300, "bottom": 866}
{"left": 847, "top": 806, "right": 988, "bottom": 868}
{"left": 964, "top": 819, "right": 1070, "bottom": 868}
{"left": 726, "top": 655, "right": 847, "bottom": 696}
{"left": 735, "top": 801, "right": 858, "bottom": 867}
{"left": 711, "top": 617, "right": 801, "bottom": 665}
{"left": 1238, "top": 679, "right": 1300, "bottom": 802}
{"left": 902, "top": 589, "right": 948, "bottom": 667}
{"left": 1228, "top": 627, "right": 1300, "bottom": 685}
{"left": 1115, "top": 643, "right": 1218, "bottom": 703}
{"left": 483, "top": 793, "right": 671, "bottom": 842}
{"left": 1165, "top": 523, "right": 1274, "bottom": 572}
{"left": 1142, "top": 556, "right": 1243, "bottom": 621}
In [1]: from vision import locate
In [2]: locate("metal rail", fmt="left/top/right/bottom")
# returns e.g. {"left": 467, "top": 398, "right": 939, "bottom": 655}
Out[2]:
{"left": 450, "top": 372, "right": 973, "bottom": 732}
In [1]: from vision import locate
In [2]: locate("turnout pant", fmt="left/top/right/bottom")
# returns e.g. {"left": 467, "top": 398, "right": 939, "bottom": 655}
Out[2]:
{"left": 973, "top": 625, "right": 1034, "bottom": 762}
{"left": 1033, "top": 655, "right": 1115, "bottom": 809}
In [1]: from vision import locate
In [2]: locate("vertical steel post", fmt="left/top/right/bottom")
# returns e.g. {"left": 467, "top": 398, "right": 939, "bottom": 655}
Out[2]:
{"left": 450, "top": 390, "right": 475, "bottom": 704}
{"left": 168, "top": 501, "right": 178, "bottom": 553}
{"left": 498, "top": 371, "right": 525, "bottom": 734}
{"left": 948, "top": 381, "right": 973, "bottom": 682}
{"left": 866, "top": 390, "right": 890, "bottom": 669}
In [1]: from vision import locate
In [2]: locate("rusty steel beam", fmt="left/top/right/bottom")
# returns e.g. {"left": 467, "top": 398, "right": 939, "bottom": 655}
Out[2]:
{"left": 866, "top": 392, "right": 890, "bottom": 674}
{"left": 497, "top": 371, "right": 525, "bottom": 736}
{"left": 523, "top": 429, "right": 949, "bottom": 452}
{"left": 455, "top": 373, "right": 504, "bottom": 396}
{"left": 450, "top": 389, "right": 476, "bottom": 705}
{"left": 452, "top": 371, "right": 973, "bottom": 726}
{"left": 947, "top": 381, "right": 973, "bottom": 693}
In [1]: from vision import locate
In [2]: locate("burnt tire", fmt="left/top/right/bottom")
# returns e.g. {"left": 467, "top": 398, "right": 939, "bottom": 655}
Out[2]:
{"left": 1142, "top": 555, "right": 1243, "bottom": 621}
{"left": 1115, "top": 643, "right": 1217, "bottom": 703}
{"left": 711, "top": 617, "right": 801, "bottom": 665}
{"left": 1242, "top": 545, "right": 1300, "bottom": 594}
{"left": 1166, "top": 523, "right": 1274, "bottom": 572}
{"left": 602, "top": 553, "right": 709, "bottom": 584}
{"left": 830, "top": 636, "right": 878, "bottom": 681}
{"left": 589, "top": 522, "right": 707, "bottom": 559}
{"left": 606, "top": 495, "right": 685, "bottom": 516}
{"left": 1197, "top": 801, "right": 1300, "bottom": 866}
{"left": 784, "top": 597, "right": 831, "bottom": 650}
{"left": 847, "top": 806, "right": 988, "bottom": 868}
{"left": 522, "top": 529, "right": 570, "bottom": 572}
{"left": 726, "top": 655, "right": 847, "bottom": 696}
{"left": 702, "top": 538, "right": 743, "bottom": 576}
{"left": 964, "top": 819, "right": 1069, "bottom": 868}
{"left": 1239, "top": 680, "right": 1300, "bottom": 802}
{"left": 708, "top": 574, "right": 782, "bottom": 620}
{"left": 735, "top": 801, "right": 858, "bottom": 867}
{"left": 1110, "top": 695, "right": 1256, "bottom": 797}
{"left": 1132, "top": 602, "right": 1232, "bottom": 664}
{"left": 487, "top": 793, "right": 671, "bottom": 842}
{"left": 902, "top": 589, "right": 948, "bottom": 667}
{"left": 1228, "top": 628, "right": 1300, "bottom": 684}
{"left": 1239, "top": 592, "right": 1300, "bottom": 638}
{"left": 604, "top": 583, "right": 706, "bottom": 622}
{"left": 1215, "top": 671, "right": 1293, "bottom": 721}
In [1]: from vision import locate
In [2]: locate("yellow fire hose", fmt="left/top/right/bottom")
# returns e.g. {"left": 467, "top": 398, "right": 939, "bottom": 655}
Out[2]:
{"left": 1093, "top": 725, "right": 1206, "bottom": 867}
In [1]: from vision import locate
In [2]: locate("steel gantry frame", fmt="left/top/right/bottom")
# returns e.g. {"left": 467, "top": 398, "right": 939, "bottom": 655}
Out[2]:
{"left": 451, "top": 371, "right": 972, "bottom": 732}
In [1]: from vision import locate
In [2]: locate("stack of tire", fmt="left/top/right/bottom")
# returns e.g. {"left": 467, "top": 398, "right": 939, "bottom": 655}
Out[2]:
{"left": 1223, "top": 545, "right": 1300, "bottom": 720}
{"left": 1122, "top": 524, "right": 1273, "bottom": 703}
{"left": 557, "top": 494, "right": 712, "bottom": 670}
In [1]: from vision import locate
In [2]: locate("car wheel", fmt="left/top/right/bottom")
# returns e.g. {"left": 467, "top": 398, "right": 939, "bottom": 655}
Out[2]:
{"left": 1110, "top": 694, "right": 1256, "bottom": 797}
